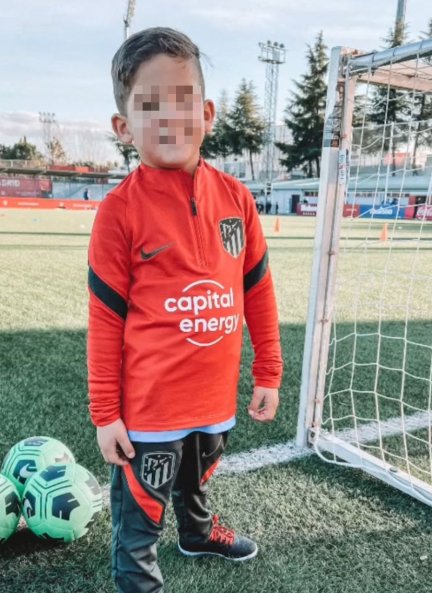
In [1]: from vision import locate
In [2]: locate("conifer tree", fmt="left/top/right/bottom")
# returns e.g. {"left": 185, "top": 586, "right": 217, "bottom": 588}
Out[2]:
{"left": 368, "top": 23, "right": 410, "bottom": 175}
{"left": 277, "top": 31, "right": 328, "bottom": 178}
{"left": 226, "top": 80, "right": 265, "bottom": 180}
{"left": 412, "top": 18, "right": 432, "bottom": 172}
{"left": 201, "top": 91, "right": 231, "bottom": 160}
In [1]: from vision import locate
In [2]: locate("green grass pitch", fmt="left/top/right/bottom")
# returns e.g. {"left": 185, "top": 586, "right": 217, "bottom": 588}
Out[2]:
{"left": 1, "top": 209, "right": 432, "bottom": 593}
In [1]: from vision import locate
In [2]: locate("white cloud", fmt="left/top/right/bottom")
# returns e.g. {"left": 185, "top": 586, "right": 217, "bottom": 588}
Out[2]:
{"left": 188, "top": 0, "right": 391, "bottom": 32}
{"left": 1, "top": 0, "right": 122, "bottom": 31}
{"left": 190, "top": 7, "right": 275, "bottom": 29}
{"left": 1, "top": 0, "right": 430, "bottom": 151}
{"left": 0, "top": 112, "right": 40, "bottom": 139}
{"left": 0, "top": 112, "right": 116, "bottom": 164}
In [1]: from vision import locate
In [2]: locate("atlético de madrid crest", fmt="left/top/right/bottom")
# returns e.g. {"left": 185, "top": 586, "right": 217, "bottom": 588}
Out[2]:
{"left": 219, "top": 218, "right": 244, "bottom": 258}
{"left": 141, "top": 452, "right": 176, "bottom": 489}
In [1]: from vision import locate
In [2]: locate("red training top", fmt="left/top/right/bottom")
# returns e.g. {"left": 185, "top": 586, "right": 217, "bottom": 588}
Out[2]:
{"left": 87, "top": 159, "right": 283, "bottom": 431}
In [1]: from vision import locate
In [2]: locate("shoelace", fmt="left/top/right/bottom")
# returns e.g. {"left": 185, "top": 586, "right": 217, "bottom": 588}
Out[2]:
{"left": 208, "top": 515, "right": 235, "bottom": 546}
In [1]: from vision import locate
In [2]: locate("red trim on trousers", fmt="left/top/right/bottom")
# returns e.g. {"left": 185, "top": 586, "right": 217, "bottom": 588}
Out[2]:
{"left": 123, "top": 464, "right": 164, "bottom": 524}
{"left": 200, "top": 458, "right": 221, "bottom": 486}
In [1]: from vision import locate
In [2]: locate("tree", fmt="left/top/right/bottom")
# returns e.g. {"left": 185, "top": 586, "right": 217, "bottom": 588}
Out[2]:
{"left": 46, "top": 137, "right": 67, "bottom": 164}
{"left": 367, "top": 23, "right": 410, "bottom": 175}
{"left": 412, "top": 18, "right": 432, "bottom": 172}
{"left": 108, "top": 133, "right": 140, "bottom": 172}
{"left": 201, "top": 91, "right": 232, "bottom": 160}
{"left": 0, "top": 137, "right": 44, "bottom": 161}
{"left": 276, "top": 31, "right": 328, "bottom": 178}
{"left": 225, "top": 81, "right": 265, "bottom": 180}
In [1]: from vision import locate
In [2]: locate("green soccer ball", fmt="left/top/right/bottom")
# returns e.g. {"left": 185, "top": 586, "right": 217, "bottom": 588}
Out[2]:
{"left": 22, "top": 463, "right": 103, "bottom": 542}
{"left": 0, "top": 474, "right": 21, "bottom": 543}
{"left": 1, "top": 436, "right": 75, "bottom": 496}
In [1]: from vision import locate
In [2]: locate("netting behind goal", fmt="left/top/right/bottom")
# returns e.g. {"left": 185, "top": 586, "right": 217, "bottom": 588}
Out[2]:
{"left": 297, "top": 39, "right": 432, "bottom": 505}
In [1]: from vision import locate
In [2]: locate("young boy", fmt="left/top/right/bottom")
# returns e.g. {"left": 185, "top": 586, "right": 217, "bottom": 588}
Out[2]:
{"left": 87, "top": 27, "right": 283, "bottom": 593}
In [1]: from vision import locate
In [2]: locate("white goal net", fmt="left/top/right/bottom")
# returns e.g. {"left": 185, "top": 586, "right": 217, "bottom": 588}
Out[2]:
{"left": 297, "top": 39, "right": 432, "bottom": 505}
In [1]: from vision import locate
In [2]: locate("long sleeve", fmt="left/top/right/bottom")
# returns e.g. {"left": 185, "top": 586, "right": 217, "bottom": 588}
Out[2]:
{"left": 242, "top": 189, "right": 283, "bottom": 388}
{"left": 87, "top": 192, "right": 131, "bottom": 427}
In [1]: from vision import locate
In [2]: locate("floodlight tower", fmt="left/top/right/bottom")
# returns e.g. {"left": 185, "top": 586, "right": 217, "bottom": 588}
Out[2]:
{"left": 258, "top": 41, "right": 285, "bottom": 187}
{"left": 124, "top": 0, "right": 136, "bottom": 40}
{"left": 39, "top": 111, "right": 56, "bottom": 164}
{"left": 396, "top": 0, "right": 407, "bottom": 30}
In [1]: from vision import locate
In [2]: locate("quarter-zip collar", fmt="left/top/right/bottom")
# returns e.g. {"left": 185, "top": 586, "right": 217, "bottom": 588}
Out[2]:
{"left": 138, "top": 156, "right": 204, "bottom": 178}
{"left": 138, "top": 158, "right": 205, "bottom": 202}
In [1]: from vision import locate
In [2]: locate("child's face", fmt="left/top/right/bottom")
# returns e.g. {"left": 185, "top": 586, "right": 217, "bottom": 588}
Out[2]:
{"left": 113, "top": 54, "right": 215, "bottom": 173}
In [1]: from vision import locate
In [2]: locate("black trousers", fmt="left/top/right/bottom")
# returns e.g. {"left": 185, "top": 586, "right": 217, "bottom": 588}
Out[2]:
{"left": 111, "top": 430, "right": 229, "bottom": 593}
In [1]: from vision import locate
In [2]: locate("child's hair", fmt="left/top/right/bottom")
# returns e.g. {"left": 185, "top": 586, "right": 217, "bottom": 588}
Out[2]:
{"left": 111, "top": 27, "right": 205, "bottom": 115}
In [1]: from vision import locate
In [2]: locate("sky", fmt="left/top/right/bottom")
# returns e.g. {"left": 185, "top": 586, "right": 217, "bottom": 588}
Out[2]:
{"left": 1, "top": 0, "right": 431, "bottom": 163}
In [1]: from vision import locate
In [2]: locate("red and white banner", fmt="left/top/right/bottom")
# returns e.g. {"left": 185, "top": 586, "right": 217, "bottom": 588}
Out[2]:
{"left": 343, "top": 204, "right": 360, "bottom": 217}
{"left": 0, "top": 177, "right": 52, "bottom": 197}
{"left": 0, "top": 197, "right": 99, "bottom": 210}
{"left": 296, "top": 204, "right": 317, "bottom": 216}
{"left": 416, "top": 205, "right": 432, "bottom": 221}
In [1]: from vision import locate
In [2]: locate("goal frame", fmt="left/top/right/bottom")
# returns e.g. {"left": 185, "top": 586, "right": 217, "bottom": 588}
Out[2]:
{"left": 296, "top": 38, "right": 432, "bottom": 506}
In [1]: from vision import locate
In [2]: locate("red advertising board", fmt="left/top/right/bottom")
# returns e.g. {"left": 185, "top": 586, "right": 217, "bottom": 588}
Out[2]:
{"left": 50, "top": 165, "right": 90, "bottom": 173}
{"left": 404, "top": 206, "right": 415, "bottom": 219}
{"left": 416, "top": 205, "right": 432, "bottom": 221}
{"left": 296, "top": 204, "right": 318, "bottom": 216}
{"left": 0, "top": 197, "right": 99, "bottom": 210}
{"left": 0, "top": 177, "right": 52, "bottom": 197}
{"left": 343, "top": 204, "right": 360, "bottom": 217}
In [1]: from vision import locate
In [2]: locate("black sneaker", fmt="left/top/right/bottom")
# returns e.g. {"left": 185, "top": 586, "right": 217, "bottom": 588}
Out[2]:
{"left": 178, "top": 515, "right": 258, "bottom": 562}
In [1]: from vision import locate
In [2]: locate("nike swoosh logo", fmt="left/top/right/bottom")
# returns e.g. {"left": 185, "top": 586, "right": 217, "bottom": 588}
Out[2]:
{"left": 19, "top": 463, "right": 35, "bottom": 480}
{"left": 140, "top": 243, "right": 173, "bottom": 260}
{"left": 23, "top": 498, "right": 33, "bottom": 517}
{"left": 54, "top": 453, "right": 71, "bottom": 463}
{"left": 202, "top": 436, "right": 224, "bottom": 460}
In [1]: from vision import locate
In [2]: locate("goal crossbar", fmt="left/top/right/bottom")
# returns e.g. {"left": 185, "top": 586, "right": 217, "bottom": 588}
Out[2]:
{"left": 347, "top": 38, "right": 432, "bottom": 76}
{"left": 345, "top": 39, "right": 432, "bottom": 92}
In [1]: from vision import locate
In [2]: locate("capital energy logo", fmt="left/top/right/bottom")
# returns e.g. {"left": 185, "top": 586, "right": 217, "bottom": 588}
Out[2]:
{"left": 164, "top": 279, "right": 240, "bottom": 347}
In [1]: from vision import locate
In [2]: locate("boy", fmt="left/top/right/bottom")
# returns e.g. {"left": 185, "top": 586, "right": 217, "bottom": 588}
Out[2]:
{"left": 87, "top": 27, "right": 283, "bottom": 593}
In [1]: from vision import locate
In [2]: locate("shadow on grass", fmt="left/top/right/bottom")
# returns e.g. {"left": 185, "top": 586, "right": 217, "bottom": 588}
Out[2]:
{"left": 0, "top": 512, "right": 112, "bottom": 593}
{"left": 290, "top": 453, "right": 432, "bottom": 525}
{"left": 1, "top": 318, "right": 431, "bottom": 483}
{"left": 1, "top": 526, "right": 68, "bottom": 557}
{"left": 2, "top": 454, "right": 432, "bottom": 593}
{"left": 0, "top": 324, "right": 301, "bottom": 481}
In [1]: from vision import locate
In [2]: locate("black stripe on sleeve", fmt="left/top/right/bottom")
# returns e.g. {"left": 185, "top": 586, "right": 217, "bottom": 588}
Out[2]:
{"left": 88, "top": 266, "right": 128, "bottom": 320}
{"left": 244, "top": 250, "right": 269, "bottom": 293}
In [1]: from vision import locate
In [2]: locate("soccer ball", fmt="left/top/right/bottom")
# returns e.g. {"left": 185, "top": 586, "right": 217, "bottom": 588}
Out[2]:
{"left": 0, "top": 474, "right": 21, "bottom": 543}
{"left": 1, "top": 436, "right": 75, "bottom": 496}
{"left": 22, "top": 463, "right": 103, "bottom": 542}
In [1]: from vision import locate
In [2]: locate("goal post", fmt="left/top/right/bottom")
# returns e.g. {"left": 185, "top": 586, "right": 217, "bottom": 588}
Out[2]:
{"left": 297, "top": 38, "right": 432, "bottom": 506}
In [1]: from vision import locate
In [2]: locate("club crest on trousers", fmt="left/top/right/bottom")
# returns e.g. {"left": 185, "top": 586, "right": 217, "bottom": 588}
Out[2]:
{"left": 219, "top": 218, "right": 244, "bottom": 258}
{"left": 141, "top": 452, "right": 176, "bottom": 489}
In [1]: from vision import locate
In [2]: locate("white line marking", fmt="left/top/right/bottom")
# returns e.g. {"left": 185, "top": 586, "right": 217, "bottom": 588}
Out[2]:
{"left": 16, "top": 410, "right": 430, "bottom": 520}
{"left": 96, "top": 410, "right": 432, "bottom": 508}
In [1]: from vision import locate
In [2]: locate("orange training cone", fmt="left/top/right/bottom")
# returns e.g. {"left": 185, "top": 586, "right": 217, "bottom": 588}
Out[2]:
{"left": 380, "top": 222, "right": 389, "bottom": 242}
{"left": 274, "top": 216, "right": 281, "bottom": 233}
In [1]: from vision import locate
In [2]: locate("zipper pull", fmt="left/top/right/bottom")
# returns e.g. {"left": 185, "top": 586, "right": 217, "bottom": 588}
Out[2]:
{"left": 190, "top": 197, "right": 198, "bottom": 216}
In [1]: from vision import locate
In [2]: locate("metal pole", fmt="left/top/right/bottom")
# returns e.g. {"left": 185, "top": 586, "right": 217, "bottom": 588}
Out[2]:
{"left": 296, "top": 47, "right": 355, "bottom": 448}
{"left": 258, "top": 41, "right": 286, "bottom": 184}
{"left": 123, "top": 0, "right": 136, "bottom": 40}
{"left": 396, "top": 0, "right": 407, "bottom": 30}
{"left": 39, "top": 112, "right": 56, "bottom": 165}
